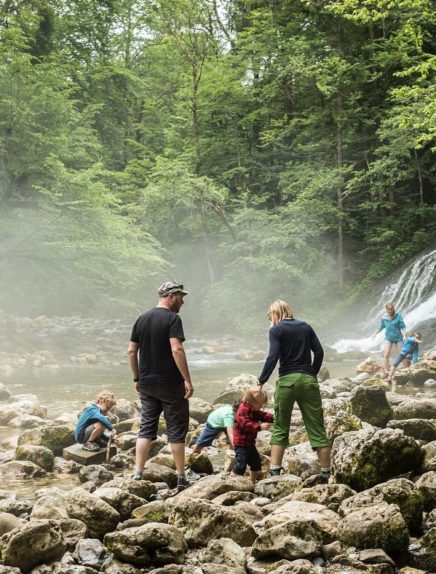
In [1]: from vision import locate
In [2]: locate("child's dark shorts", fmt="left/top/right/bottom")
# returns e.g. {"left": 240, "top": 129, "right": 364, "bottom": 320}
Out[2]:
{"left": 393, "top": 352, "right": 411, "bottom": 368}
{"left": 196, "top": 423, "right": 226, "bottom": 447}
{"left": 233, "top": 445, "right": 261, "bottom": 474}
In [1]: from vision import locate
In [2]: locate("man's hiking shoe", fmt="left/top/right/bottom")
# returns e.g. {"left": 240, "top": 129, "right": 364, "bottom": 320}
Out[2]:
{"left": 177, "top": 475, "right": 191, "bottom": 491}
{"left": 267, "top": 467, "right": 282, "bottom": 478}
{"left": 303, "top": 473, "right": 330, "bottom": 487}
{"left": 185, "top": 467, "right": 201, "bottom": 481}
{"left": 82, "top": 442, "right": 100, "bottom": 452}
{"left": 131, "top": 471, "right": 143, "bottom": 481}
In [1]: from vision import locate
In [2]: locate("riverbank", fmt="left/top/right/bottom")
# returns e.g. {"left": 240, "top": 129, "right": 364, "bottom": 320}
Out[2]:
{"left": 0, "top": 350, "right": 435, "bottom": 573}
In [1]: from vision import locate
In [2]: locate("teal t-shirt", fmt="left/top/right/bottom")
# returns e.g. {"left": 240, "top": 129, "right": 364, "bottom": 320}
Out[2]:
{"left": 207, "top": 404, "right": 235, "bottom": 429}
{"left": 379, "top": 313, "right": 406, "bottom": 342}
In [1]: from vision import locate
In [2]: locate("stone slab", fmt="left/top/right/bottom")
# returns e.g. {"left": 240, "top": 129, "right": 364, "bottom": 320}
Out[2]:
{"left": 63, "top": 443, "right": 116, "bottom": 466}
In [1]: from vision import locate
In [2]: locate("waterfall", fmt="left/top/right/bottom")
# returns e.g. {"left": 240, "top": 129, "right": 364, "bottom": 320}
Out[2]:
{"left": 332, "top": 249, "right": 436, "bottom": 353}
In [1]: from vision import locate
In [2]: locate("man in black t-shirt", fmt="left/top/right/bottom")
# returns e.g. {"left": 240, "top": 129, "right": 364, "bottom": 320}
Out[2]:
{"left": 128, "top": 281, "right": 194, "bottom": 489}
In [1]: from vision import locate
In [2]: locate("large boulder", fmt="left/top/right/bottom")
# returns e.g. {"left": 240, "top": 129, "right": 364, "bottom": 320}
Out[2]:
{"left": 350, "top": 386, "right": 393, "bottom": 428}
{"left": 167, "top": 497, "right": 256, "bottom": 547}
{"left": 283, "top": 442, "right": 320, "bottom": 479}
{"left": 325, "top": 410, "right": 363, "bottom": 442}
{"left": 140, "top": 463, "right": 178, "bottom": 488}
{"left": 64, "top": 488, "right": 120, "bottom": 538}
{"left": 100, "top": 477, "right": 157, "bottom": 500}
{"left": 255, "top": 475, "right": 303, "bottom": 501}
{"left": 104, "top": 522, "right": 187, "bottom": 566}
{"left": 18, "top": 425, "right": 75, "bottom": 455}
{"left": 78, "top": 465, "right": 114, "bottom": 485}
{"left": 331, "top": 427, "right": 423, "bottom": 491}
{"left": 338, "top": 478, "right": 423, "bottom": 532}
{"left": 337, "top": 502, "right": 409, "bottom": 556}
{"left": 386, "top": 419, "right": 436, "bottom": 442}
{"left": 0, "top": 519, "right": 67, "bottom": 571}
{"left": 15, "top": 445, "right": 55, "bottom": 471}
{"left": 57, "top": 518, "right": 87, "bottom": 550}
{"left": 251, "top": 522, "right": 323, "bottom": 561}
{"left": 111, "top": 399, "right": 138, "bottom": 421}
{"left": 393, "top": 399, "right": 436, "bottom": 420}
{"left": 255, "top": 500, "right": 340, "bottom": 544}
{"left": 93, "top": 487, "right": 147, "bottom": 521}
{"left": 422, "top": 440, "right": 436, "bottom": 472}
{"left": 73, "top": 538, "right": 109, "bottom": 569}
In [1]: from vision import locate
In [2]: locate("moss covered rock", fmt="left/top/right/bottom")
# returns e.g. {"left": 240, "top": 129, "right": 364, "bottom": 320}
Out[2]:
{"left": 17, "top": 424, "right": 75, "bottom": 455}
{"left": 331, "top": 427, "right": 423, "bottom": 491}
{"left": 337, "top": 502, "right": 409, "bottom": 557}
{"left": 15, "top": 444, "right": 54, "bottom": 471}
{"left": 338, "top": 478, "right": 423, "bottom": 533}
{"left": 350, "top": 385, "right": 393, "bottom": 428}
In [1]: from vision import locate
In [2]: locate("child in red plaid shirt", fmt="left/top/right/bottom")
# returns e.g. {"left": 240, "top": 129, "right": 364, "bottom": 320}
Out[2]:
{"left": 232, "top": 387, "right": 273, "bottom": 484}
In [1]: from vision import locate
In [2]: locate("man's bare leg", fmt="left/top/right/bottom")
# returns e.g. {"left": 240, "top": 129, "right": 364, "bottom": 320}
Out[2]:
{"left": 135, "top": 437, "right": 152, "bottom": 474}
{"left": 270, "top": 444, "right": 286, "bottom": 467}
{"left": 171, "top": 442, "right": 186, "bottom": 473}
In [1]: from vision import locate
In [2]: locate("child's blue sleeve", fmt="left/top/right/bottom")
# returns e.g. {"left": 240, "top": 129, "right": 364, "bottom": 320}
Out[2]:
{"left": 89, "top": 404, "right": 113, "bottom": 430}
{"left": 379, "top": 318, "right": 385, "bottom": 331}
{"left": 398, "top": 314, "right": 406, "bottom": 329}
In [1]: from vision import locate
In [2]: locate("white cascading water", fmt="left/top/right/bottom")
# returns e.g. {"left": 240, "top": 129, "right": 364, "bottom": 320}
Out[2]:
{"left": 332, "top": 249, "right": 436, "bottom": 353}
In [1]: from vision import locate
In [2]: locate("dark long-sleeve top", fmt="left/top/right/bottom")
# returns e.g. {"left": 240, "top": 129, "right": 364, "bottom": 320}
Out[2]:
{"left": 233, "top": 402, "right": 274, "bottom": 447}
{"left": 258, "top": 319, "right": 324, "bottom": 384}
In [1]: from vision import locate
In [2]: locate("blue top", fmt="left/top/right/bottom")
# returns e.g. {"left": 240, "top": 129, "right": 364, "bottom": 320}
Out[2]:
{"left": 75, "top": 403, "right": 113, "bottom": 441}
{"left": 258, "top": 319, "right": 324, "bottom": 384}
{"left": 400, "top": 337, "right": 420, "bottom": 363}
{"left": 379, "top": 312, "right": 406, "bottom": 343}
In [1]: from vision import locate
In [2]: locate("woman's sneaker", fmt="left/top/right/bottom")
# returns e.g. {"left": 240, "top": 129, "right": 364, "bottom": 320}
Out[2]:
{"left": 82, "top": 442, "right": 100, "bottom": 452}
{"left": 267, "top": 466, "right": 282, "bottom": 477}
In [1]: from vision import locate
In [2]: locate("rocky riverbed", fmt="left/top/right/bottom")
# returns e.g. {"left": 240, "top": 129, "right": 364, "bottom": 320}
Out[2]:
{"left": 0, "top": 349, "right": 436, "bottom": 574}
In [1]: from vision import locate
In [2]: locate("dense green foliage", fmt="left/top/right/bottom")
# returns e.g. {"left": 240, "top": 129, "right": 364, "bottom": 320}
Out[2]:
{"left": 0, "top": 0, "right": 434, "bottom": 331}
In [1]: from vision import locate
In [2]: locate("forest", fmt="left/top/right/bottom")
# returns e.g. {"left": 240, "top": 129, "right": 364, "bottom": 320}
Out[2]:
{"left": 0, "top": 0, "right": 435, "bottom": 334}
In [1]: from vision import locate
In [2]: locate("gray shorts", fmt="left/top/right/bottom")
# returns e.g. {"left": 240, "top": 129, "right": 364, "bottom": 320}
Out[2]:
{"left": 78, "top": 423, "right": 96, "bottom": 444}
{"left": 138, "top": 384, "right": 189, "bottom": 443}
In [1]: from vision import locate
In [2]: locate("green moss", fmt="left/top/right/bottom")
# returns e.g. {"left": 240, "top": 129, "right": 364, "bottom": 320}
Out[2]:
{"left": 147, "top": 512, "right": 166, "bottom": 523}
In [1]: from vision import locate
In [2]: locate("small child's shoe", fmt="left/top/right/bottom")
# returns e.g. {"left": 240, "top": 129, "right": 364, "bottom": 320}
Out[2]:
{"left": 82, "top": 442, "right": 100, "bottom": 452}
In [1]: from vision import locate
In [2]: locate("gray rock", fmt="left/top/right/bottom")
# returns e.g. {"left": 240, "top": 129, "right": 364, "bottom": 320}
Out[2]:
{"left": 73, "top": 538, "right": 108, "bottom": 568}
{"left": 175, "top": 473, "right": 253, "bottom": 500}
{"left": 168, "top": 497, "right": 256, "bottom": 547}
{"left": 78, "top": 464, "right": 114, "bottom": 485}
{"left": 57, "top": 518, "right": 87, "bottom": 550}
{"left": 0, "top": 512, "right": 22, "bottom": 536}
{"left": 415, "top": 471, "right": 436, "bottom": 511}
{"left": 18, "top": 425, "right": 75, "bottom": 455}
{"left": 140, "top": 462, "right": 178, "bottom": 488}
{"left": 212, "top": 490, "right": 257, "bottom": 505}
{"left": 111, "top": 399, "right": 138, "bottom": 421}
{"left": 255, "top": 475, "right": 303, "bottom": 501}
{"left": 30, "top": 493, "right": 69, "bottom": 520}
{"left": 8, "top": 414, "right": 47, "bottom": 429}
{"left": 350, "top": 385, "right": 393, "bottom": 428}
{"left": 0, "top": 519, "right": 67, "bottom": 571}
{"left": 337, "top": 502, "right": 409, "bottom": 556}
{"left": 15, "top": 444, "right": 55, "bottom": 471}
{"left": 393, "top": 399, "right": 436, "bottom": 420}
{"left": 101, "top": 558, "right": 142, "bottom": 573}
{"left": 387, "top": 418, "right": 436, "bottom": 442}
{"left": 0, "top": 460, "right": 46, "bottom": 480}
{"left": 188, "top": 397, "right": 214, "bottom": 424}
{"left": 0, "top": 497, "right": 33, "bottom": 516}
{"left": 201, "top": 537, "right": 246, "bottom": 569}
{"left": 102, "top": 476, "right": 157, "bottom": 499}
{"left": 338, "top": 478, "right": 423, "bottom": 532}
{"left": 0, "top": 383, "right": 11, "bottom": 401}
{"left": 104, "top": 522, "right": 187, "bottom": 566}
{"left": 422, "top": 440, "right": 436, "bottom": 471}
{"left": 408, "top": 528, "right": 436, "bottom": 572}
{"left": 359, "top": 548, "right": 395, "bottom": 566}
{"left": 331, "top": 427, "right": 423, "bottom": 491}
{"left": 65, "top": 488, "right": 120, "bottom": 538}
{"left": 291, "top": 483, "right": 356, "bottom": 513}
{"left": 423, "top": 378, "right": 436, "bottom": 389}
{"left": 0, "top": 565, "right": 20, "bottom": 574}
{"left": 283, "top": 442, "right": 320, "bottom": 479}
{"left": 94, "top": 486, "right": 146, "bottom": 520}
{"left": 252, "top": 520, "right": 323, "bottom": 561}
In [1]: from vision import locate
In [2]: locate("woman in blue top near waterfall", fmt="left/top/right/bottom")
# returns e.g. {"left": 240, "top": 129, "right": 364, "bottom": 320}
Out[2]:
{"left": 373, "top": 303, "right": 407, "bottom": 377}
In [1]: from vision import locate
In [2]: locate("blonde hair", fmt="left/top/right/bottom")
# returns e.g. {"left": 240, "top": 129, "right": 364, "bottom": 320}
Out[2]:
{"left": 385, "top": 303, "right": 395, "bottom": 313}
{"left": 242, "top": 387, "right": 268, "bottom": 408}
{"left": 95, "top": 390, "right": 116, "bottom": 410}
{"left": 268, "top": 299, "right": 293, "bottom": 325}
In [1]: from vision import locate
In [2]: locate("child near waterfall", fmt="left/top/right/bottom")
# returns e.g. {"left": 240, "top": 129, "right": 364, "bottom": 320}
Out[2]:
{"left": 75, "top": 390, "right": 118, "bottom": 452}
{"left": 232, "top": 387, "right": 273, "bottom": 484}
{"left": 387, "top": 332, "right": 422, "bottom": 382}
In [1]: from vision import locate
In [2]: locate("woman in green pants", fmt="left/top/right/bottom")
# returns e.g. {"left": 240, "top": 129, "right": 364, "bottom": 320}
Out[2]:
{"left": 257, "top": 299, "right": 331, "bottom": 484}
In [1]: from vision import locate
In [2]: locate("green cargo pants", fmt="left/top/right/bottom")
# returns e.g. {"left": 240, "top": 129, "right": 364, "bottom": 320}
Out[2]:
{"left": 271, "top": 372, "right": 330, "bottom": 449}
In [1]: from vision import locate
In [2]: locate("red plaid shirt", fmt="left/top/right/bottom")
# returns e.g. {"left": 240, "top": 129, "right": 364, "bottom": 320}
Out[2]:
{"left": 233, "top": 402, "right": 274, "bottom": 447}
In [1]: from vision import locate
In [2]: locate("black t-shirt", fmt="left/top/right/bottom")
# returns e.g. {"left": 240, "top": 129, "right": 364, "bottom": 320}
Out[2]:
{"left": 258, "top": 319, "right": 324, "bottom": 383}
{"left": 130, "top": 307, "right": 185, "bottom": 386}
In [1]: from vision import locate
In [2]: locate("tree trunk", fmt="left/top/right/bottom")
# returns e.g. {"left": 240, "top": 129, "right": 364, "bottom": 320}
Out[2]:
{"left": 414, "top": 148, "right": 424, "bottom": 207}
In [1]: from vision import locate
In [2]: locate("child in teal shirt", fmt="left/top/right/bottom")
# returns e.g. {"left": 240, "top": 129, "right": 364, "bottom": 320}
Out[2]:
{"left": 192, "top": 403, "right": 239, "bottom": 453}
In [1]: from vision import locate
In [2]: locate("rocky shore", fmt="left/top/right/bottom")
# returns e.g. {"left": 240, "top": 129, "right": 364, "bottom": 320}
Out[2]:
{"left": 0, "top": 349, "right": 435, "bottom": 574}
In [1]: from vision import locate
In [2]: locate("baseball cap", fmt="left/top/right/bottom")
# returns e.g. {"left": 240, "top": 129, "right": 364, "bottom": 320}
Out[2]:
{"left": 158, "top": 281, "right": 189, "bottom": 297}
